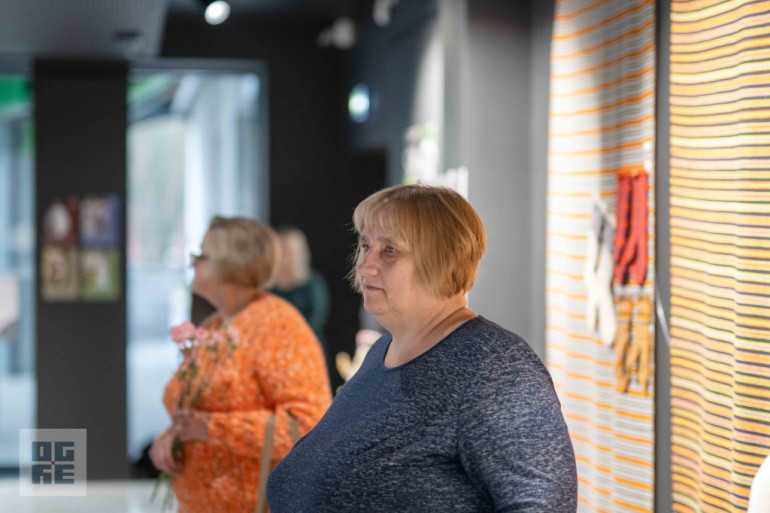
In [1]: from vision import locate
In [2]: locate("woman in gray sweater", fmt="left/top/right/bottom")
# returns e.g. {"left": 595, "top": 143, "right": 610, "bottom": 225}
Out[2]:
{"left": 267, "top": 184, "right": 577, "bottom": 512}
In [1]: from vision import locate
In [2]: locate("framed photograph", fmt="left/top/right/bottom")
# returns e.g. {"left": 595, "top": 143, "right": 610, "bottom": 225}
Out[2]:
{"left": 80, "top": 195, "right": 120, "bottom": 247}
{"left": 43, "top": 197, "right": 79, "bottom": 246}
{"left": 80, "top": 249, "right": 120, "bottom": 301}
{"left": 41, "top": 246, "right": 79, "bottom": 301}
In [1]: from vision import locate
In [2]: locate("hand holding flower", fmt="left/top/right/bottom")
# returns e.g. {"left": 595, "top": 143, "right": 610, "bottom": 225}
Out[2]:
{"left": 149, "top": 431, "right": 183, "bottom": 474}
{"left": 171, "top": 408, "right": 211, "bottom": 442}
{"left": 152, "top": 322, "right": 238, "bottom": 511}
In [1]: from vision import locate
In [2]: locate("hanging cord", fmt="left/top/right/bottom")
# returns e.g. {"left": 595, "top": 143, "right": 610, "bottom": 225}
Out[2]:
{"left": 654, "top": 277, "right": 671, "bottom": 347}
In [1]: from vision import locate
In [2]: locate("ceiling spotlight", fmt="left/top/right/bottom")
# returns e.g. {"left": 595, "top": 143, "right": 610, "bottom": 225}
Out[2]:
{"left": 204, "top": 1, "right": 230, "bottom": 25}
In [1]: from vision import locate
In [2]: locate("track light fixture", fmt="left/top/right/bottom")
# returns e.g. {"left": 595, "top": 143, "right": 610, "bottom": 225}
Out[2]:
{"left": 200, "top": 0, "right": 230, "bottom": 25}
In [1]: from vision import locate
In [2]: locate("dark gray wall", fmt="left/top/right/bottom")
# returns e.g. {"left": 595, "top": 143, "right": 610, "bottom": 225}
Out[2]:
{"left": 529, "top": 0, "right": 554, "bottom": 362}
{"left": 462, "top": 0, "right": 537, "bottom": 352}
{"left": 347, "top": 0, "right": 439, "bottom": 185}
{"left": 349, "top": 0, "right": 543, "bottom": 356}
{"left": 34, "top": 60, "right": 129, "bottom": 479}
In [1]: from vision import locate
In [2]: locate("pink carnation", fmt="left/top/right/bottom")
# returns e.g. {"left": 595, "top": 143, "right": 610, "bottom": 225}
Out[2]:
{"left": 211, "top": 331, "right": 226, "bottom": 345}
{"left": 195, "top": 327, "right": 209, "bottom": 341}
{"left": 170, "top": 322, "right": 196, "bottom": 344}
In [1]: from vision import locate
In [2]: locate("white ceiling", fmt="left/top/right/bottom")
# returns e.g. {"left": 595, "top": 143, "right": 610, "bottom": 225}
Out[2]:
{"left": 0, "top": 0, "right": 168, "bottom": 59}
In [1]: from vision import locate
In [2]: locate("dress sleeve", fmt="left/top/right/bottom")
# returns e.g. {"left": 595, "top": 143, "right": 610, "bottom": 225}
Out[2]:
{"left": 206, "top": 307, "right": 332, "bottom": 460}
{"left": 457, "top": 348, "right": 578, "bottom": 512}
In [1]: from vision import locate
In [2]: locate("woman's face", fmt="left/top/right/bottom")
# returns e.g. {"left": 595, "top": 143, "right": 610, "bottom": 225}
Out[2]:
{"left": 356, "top": 223, "right": 431, "bottom": 324}
{"left": 191, "top": 233, "right": 219, "bottom": 304}
{"left": 275, "top": 235, "right": 299, "bottom": 289}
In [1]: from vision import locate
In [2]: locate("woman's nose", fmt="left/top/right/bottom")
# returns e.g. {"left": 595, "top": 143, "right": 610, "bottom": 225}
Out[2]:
{"left": 357, "top": 251, "right": 378, "bottom": 276}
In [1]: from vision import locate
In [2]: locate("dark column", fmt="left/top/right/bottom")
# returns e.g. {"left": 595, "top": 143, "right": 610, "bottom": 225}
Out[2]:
{"left": 654, "top": 0, "right": 673, "bottom": 510}
{"left": 34, "top": 60, "right": 128, "bottom": 479}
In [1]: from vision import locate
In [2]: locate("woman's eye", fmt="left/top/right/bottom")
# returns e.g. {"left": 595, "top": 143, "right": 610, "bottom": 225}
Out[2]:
{"left": 384, "top": 246, "right": 397, "bottom": 254}
{"left": 360, "top": 243, "right": 370, "bottom": 251}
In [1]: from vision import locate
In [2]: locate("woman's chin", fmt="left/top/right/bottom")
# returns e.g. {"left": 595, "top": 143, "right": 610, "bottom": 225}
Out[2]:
{"left": 362, "top": 300, "right": 384, "bottom": 316}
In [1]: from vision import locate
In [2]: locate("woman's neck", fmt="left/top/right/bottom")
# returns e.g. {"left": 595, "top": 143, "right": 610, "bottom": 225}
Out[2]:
{"left": 216, "top": 285, "right": 262, "bottom": 325}
{"left": 382, "top": 297, "right": 476, "bottom": 368}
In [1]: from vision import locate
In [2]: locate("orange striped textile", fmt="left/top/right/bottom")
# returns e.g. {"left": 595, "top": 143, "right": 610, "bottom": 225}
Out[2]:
{"left": 670, "top": 1, "right": 770, "bottom": 511}
{"left": 547, "top": 0, "right": 656, "bottom": 512}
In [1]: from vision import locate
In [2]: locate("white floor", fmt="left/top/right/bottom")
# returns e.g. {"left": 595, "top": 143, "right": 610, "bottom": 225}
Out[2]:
{"left": 0, "top": 479, "right": 162, "bottom": 512}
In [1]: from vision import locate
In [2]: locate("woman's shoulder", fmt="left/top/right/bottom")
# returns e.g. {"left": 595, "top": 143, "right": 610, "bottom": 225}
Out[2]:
{"left": 240, "top": 292, "right": 302, "bottom": 320}
{"left": 447, "top": 316, "right": 548, "bottom": 376}
{"left": 229, "top": 293, "right": 323, "bottom": 358}
{"left": 441, "top": 317, "right": 558, "bottom": 406}
{"left": 239, "top": 292, "right": 317, "bottom": 337}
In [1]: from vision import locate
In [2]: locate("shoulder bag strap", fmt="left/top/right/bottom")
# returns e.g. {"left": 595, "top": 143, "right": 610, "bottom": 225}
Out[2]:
{"left": 255, "top": 414, "right": 276, "bottom": 513}
{"left": 255, "top": 413, "right": 301, "bottom": 513}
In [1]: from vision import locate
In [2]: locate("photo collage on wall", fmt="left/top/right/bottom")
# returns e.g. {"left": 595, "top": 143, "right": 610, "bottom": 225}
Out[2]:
{"left": 41, "top": 195, "right": 121, "bottom": 302}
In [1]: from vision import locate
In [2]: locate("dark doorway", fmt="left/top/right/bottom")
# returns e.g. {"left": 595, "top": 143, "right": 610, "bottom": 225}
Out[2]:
{"left": 324, "top": 148, "right": 387, "bottom": 392}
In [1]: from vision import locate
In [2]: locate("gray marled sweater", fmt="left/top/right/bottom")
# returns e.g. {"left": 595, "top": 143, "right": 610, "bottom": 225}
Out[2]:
{"left": 267, "top": 316, "right": 577, "bottom": 512}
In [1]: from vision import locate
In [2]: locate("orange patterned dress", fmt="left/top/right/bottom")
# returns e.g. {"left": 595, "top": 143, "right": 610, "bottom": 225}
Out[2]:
{"left": 163, "top": 292, "right": 332, "bottom": 513}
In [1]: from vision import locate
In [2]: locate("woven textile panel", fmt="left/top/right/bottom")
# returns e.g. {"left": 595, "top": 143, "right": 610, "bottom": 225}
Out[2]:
{"left": 670, "top": 1, "right": 770, "bottom": 511}
{"left": 546, "top": 0, "right": 656, "bottom": 512}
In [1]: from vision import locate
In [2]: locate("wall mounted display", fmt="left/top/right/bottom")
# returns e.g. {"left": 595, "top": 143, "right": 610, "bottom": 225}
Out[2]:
{"left": 546, "top": 0, "right": 656, "bottom": 512}
{"left": 40, "top": 195, "right": 121, "bottom": 302}
{"left": 402, "top": 123, "right": 441, "bottom": 185}
{"left": 401, "top": 123, "right": 468, "bottom": 198}
{"left": 670, "top": 1, "right": 770, "bottom": 511}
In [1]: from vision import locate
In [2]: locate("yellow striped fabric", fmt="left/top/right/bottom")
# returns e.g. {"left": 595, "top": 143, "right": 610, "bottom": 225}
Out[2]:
{"left": 670, "top": 1, "right": 770, "bottom": 511}
{"left": 547, "top": 0, "right": 656, "bottom": 512}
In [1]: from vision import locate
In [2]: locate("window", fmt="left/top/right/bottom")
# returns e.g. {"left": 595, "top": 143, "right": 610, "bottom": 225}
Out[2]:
{"left": 0, "top": 75, "right": 35, "bottom": 467}
{"left": 126, "top": 66, "right": 268, "bottom": 462}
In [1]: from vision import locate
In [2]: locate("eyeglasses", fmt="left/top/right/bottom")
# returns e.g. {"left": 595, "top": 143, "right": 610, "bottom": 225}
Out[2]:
{"left": 189, "top": 252, "right": 209, "bottom": 267}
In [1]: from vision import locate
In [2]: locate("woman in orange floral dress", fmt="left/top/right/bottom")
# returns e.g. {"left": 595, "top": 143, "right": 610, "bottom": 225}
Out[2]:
{"left": 149, "top": 216, "right": 332, "bottom": 513}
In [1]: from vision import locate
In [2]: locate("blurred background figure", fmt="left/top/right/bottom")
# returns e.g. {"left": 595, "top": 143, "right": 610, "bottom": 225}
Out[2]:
{"left": 271, "top": 227, "right": 331, "bottom": 350}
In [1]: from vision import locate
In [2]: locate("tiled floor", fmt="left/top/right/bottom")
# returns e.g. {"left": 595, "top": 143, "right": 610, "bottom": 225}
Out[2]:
{"left": 0, "top": 479, "right": 160, "bottom": 512}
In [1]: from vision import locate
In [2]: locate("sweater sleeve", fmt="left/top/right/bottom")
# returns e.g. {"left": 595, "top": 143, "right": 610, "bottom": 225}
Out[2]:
{"left": 457, "top": 346, "right": 578, "bottom": 513}
{"left": 206, "top": 307, "right": 332, "bottom": 460}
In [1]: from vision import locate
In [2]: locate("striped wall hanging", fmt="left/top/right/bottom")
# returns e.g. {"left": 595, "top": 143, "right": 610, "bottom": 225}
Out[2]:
{"left": 670, "top": 1, "right": 770, "bottom": 511}
{"left": 546, "top": 0, "right": 657, "bottom": 511}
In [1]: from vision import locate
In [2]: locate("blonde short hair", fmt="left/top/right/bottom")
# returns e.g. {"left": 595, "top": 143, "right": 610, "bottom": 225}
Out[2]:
{"left": 349, "top": 184, "right": 486, "bottom": 298}
{"left": 205, "top": 216, "right": 280, "bottom": 289}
